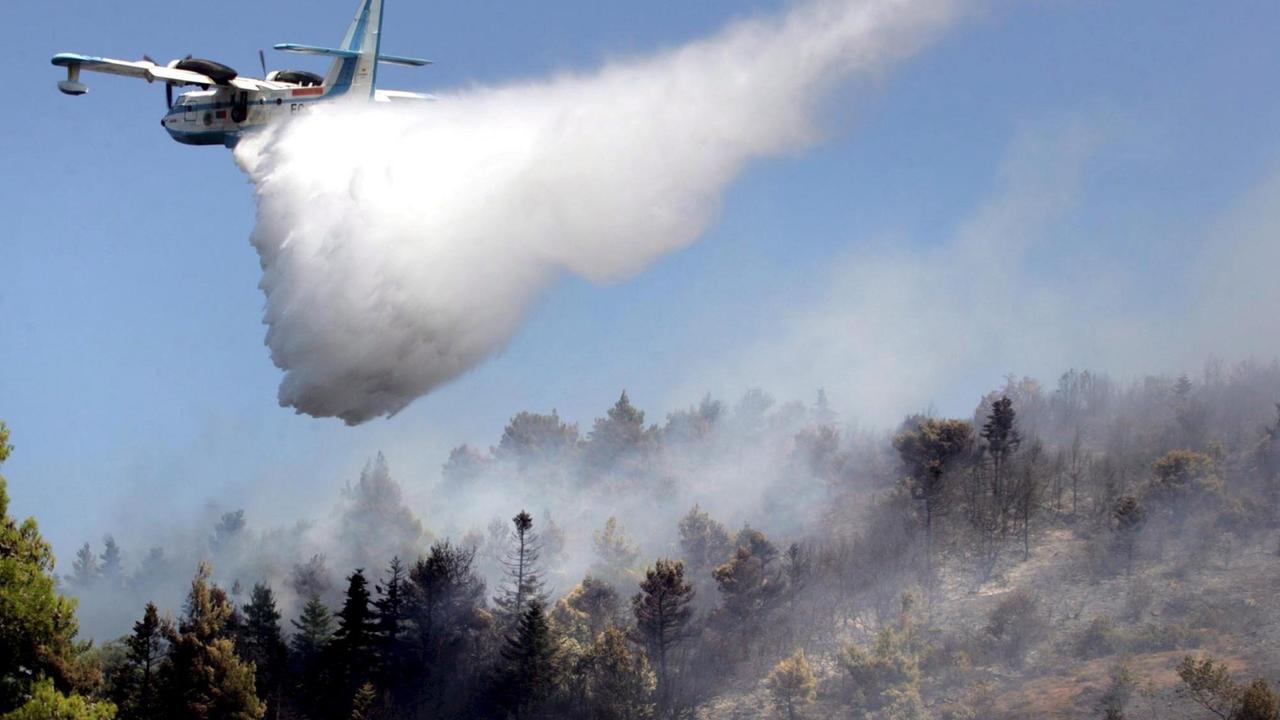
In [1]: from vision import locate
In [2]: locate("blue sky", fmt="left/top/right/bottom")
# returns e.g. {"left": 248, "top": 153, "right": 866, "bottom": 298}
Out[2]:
{"left": 2, "top": 0, "right": 1278, "bottom": 561}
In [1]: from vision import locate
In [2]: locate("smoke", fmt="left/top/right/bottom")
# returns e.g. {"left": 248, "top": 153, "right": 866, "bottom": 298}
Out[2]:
{"left": 678, "top": 115, "right": 1280, "bottom": 426}
{"left": 234, "top": 0, "right": 962, "bottom": 424}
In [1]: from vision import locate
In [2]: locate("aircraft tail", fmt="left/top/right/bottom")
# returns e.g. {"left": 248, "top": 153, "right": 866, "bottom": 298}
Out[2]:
{"left": 323, "top": 0, "right": 384, "bottom": 99}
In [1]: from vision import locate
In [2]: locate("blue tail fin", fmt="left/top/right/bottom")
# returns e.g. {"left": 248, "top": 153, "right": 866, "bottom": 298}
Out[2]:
{"left": 323, "top": 0, "right": 384, "bottom": 99}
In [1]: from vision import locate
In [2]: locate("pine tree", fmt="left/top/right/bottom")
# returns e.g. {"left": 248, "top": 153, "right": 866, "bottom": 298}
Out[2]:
{"left": 893, "top": 418, "right": 973, "bottom": 582}
{"left": 553, "top": 575, "right": 621, "bottom": 644}
{"left": 677, "top": 505, "right": 732, "bottom": 606}
{"left": 584, "top": 391, "right": 656, "bottom": 470}
{"left": 70, "top": 541, "right": 100, "bottom": 591}
{"left": 1097, "top": 662, "right": 1136, "bottom": 720}
{"left": 100, "top": 535, "right": 123, "bottom": 588}
{"left": 241, "top": 584, "right": 287, "bottom": 720}
{"left": 0, "top": 421, "right": 100, "bottom": 714}
{"left": 211, "top": 510, "right": 246, "bottom": 554}
{"left": 584, "top": 627, "right": 656, "bottom": 720}
{"left": 495, "top": 600, "right": 558, "bottom": 720}
{"left": 348, "top": 682, "right": 377, "bottom": 720}
{"left": 118, "top": 602, "right": 165, "bottom": 720}
{"left": 159, "top": 562, "right": 264, "bottom": 720}
{"left": 712, "top": 529, "right": 783, "bottom": 660}
{"left": 981, "top": 396, "right": 1022, "bottom": 499}
{"left": 1113, "top": 496, "right": 1145, "bottom": 577}
{"left": 373, "top": 558, "right": 411, "bottom": 701}
{"left": 592, "top": 517, "right": 640, "bottom": 587}
{"left": 291, "top": 596, "right": 334, "bottom": 660}
{"left": 494, "top": 511, "right": 548, "bottom": 628}
{"left": 290, "top": 595, "right": 334, "bottom": 720}
{"left": 407, "top": 541, "right": 489, "bottom": 716}
{"left": 766, "top": 650, "right": 816, "bottom": 720}
{"left": 496, "top": 411, "right": 580, "bottom": 468}
{"left": 631, "top": 559, "right": 694, "bottom": 709}
{"left": 813, "top": 388, "right": 837, "bottom": 426}
{"left": 290, "top": 554, "right": 334, "bottom": 602}
{"left": 333, "top": 569, "right": 378, "bottom": 712}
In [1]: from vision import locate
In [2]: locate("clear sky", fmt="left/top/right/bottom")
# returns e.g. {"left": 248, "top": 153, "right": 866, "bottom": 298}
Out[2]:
{"left": 2, "top": 0, "right": 1278, "bottom": 562}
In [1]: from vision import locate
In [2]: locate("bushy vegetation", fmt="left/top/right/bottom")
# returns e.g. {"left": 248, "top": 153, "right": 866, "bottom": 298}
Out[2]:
{"left": 7, "top": 361, "right": 1280, "bottom": 718}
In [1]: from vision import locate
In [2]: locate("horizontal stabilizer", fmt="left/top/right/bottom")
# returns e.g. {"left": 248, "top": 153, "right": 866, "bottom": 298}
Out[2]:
{"left": 377, "top": 53, "right": 431, "bottom": 67}
{"left": 273, "top": 43, "right": 360, "bottom": 58}
{"left": 273, "top": 44, "right": 430, "bottom": 67}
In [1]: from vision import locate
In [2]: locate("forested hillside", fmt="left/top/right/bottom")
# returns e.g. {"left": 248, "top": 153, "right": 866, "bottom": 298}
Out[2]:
{"left": 5, "top": 360, "right": 1280, "bottom": 718}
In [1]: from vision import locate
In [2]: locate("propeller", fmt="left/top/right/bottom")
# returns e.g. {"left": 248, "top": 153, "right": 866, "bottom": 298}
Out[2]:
{"left": 259, "top": 49, "right": 268, "bottom": 78}
{"left": 140, "top": 55, "right": 174, "bottom": 107}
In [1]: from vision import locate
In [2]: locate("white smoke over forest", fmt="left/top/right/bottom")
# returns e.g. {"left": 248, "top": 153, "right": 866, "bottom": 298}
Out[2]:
{"left": 234, "top": 0, "right": 962, "bottom": 424}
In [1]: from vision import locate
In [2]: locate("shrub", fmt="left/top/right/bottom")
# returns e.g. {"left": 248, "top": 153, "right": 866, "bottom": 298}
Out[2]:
{"left": 1073, "top": 616, "right": 1121, "bottom": 659}
{"left": 986, "top": 590, "right": 1046, "bottom": 668}
{"left": 838, "top": 626, "right": 920, "bottom": 713}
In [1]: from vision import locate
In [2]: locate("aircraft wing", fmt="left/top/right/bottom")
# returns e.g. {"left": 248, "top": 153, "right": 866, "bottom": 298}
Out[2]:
{"left": 52, "top": 53, "right": 284, "bottom": 92}
{"left": 53, "top": 53, "right": 210, "bottom": 85}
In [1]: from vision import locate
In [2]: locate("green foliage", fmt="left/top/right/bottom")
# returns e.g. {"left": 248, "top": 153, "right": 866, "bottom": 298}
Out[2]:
{"left": 895, "top": 419, "right": 975, "bottom": 489}
{"left": 582, "top": 627, "right": 655, "bottom": 720}
{"left": 1073, "top": 616, "right": 1120, "bottom": 660}
{"left": 1148, "top": 449, "right": 1223, "bottom": 522}
{"left": 1096, "top": 662, "right": 1136, "bottom": 720}
{"left": 408, "top": 541, "right": 489, "bottom": 716}
{"left": 1238, "top": 679, "right": 1280, "bottom": 720}
{"left": 553, "top": 575, "right": 621, "bottom": 645}
{"left": 591, "top": 517, "right": 640, "bottom": 587}
{"left": 893, "top": 418, "right": 974, "bottom": 577}
{"left": 584, "top": 391, "right": 657, "bottom": 470}
{"left": 875, "top": 685, "right": 930, "bottom": 720}
{"left": 1153, "top": 449, "right": 1216, "bottom": 489}
{"left": 1, "top": 679, "right": 115, "bottom": 720}
{"left": 333, "top": 569, "right": 378, "bottom": 708}
{"left": 766, "top": 650, "right": 816, "bottom": 720}
{"left": 985, "top": 590, "right": 1045, "bottom": 669}
{"left": 291, "top": 595, "right": 334, "bottom": 659}
{"left": 0, "top": 423, "right": 90, "bottom": 713}
{"left": 239, "top": 585, "right": 286, "bottom": 718}
{"left": 838, "top": 623, "right": 920, "bottom": 713}
{"left": 712, "top": 529, "right": 783, "bottom": 660}
{"left": 113, "top": 603, "right": 164, "bottom": 720}
{"left": 373, "top": 557, "right": 411, "bottom": 697}
{"left": 494, "top": 600, "right": 559, "bottom": 718}
{"left": 70, "top": 542, "right": 101, "bottom": 591}
{"left": 348, "top": 682, "right": 376, "bottom": 720}
{"left": 980, "top": 397, "right": 1022, "bottom": 461}
{"left": 1111, "top": 495, "right": 1145, "bottom": 576}
{"left": 1177, "top": 655, "right": 1239, "bottom": 720}
{"left": 677, "top": 505, "right": 732, "bottom": 590}
{"left": 159, "top": 563, "right": 263, "bottom": 720}
{"left": 496, "top": 411, "right": 579, "bottom": 467}
{"left": 1175, "top": 656, "right": 1280, "bottom": 720}
{"left": 494, "top": 511, "right": 549, "bottom": 628}
{"left": 631, "top": 559, "right": 695, "bottom": 708}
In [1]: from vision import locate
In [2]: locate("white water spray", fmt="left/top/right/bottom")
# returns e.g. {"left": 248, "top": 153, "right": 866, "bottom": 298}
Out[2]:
{"left": 235, "top": 0, "right": 960, "bottom": 424}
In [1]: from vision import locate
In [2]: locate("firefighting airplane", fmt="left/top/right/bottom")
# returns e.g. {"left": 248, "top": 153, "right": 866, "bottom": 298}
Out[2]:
{"left": 51, "top": 0, "right": 431, "bottom": 147}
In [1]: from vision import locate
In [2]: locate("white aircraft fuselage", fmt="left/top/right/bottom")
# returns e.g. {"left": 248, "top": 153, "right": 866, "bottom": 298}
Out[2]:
{"left": 162, "top": 84, "right": 324, "bottom": 146}
{"left": 53, "top": 0, "right": 431, "bottom": 148}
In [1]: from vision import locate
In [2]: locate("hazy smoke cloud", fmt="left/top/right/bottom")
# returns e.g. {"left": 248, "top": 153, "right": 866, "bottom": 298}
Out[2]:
{"left": 234, "top": 0, "right": 960, "bottom": 424}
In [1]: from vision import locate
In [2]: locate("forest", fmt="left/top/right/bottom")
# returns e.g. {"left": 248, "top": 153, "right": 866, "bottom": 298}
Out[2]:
{"left": 4, "top": 360, "right": 1280, "bottom": 719}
